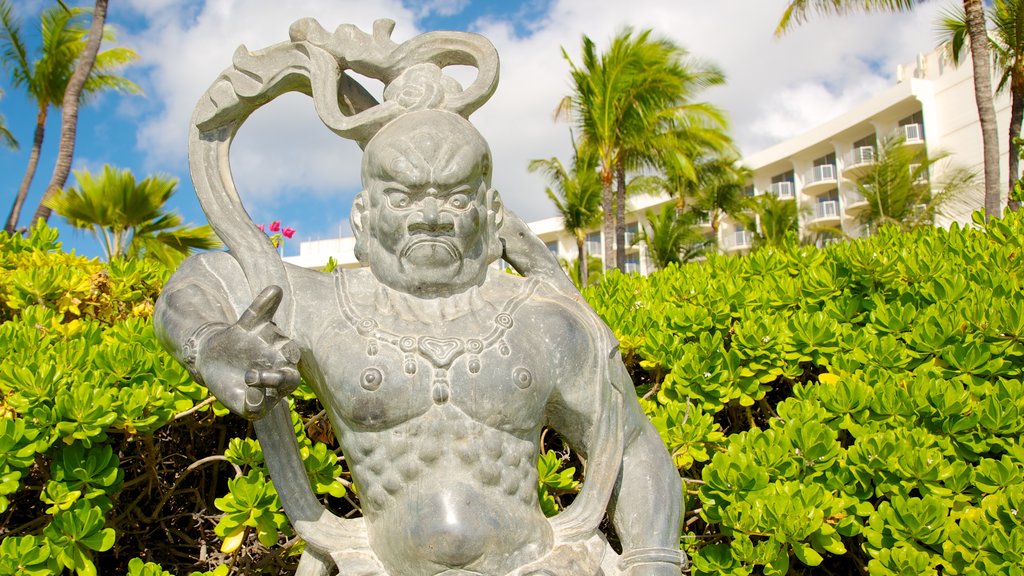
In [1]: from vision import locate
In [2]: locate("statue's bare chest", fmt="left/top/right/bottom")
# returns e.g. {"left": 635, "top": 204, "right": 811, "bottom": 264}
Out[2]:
{"left": 310, "top": 276, "right": 556, "bottom": 434}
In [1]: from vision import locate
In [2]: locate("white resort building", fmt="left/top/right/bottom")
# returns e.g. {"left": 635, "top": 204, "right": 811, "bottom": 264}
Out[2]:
{"left": 285, "top": 48, "right": 1011, "bottom": 274}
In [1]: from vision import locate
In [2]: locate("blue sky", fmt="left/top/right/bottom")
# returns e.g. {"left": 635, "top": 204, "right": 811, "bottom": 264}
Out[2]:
{"left": 0, "top": 0, "right": 946, "bottom": 259}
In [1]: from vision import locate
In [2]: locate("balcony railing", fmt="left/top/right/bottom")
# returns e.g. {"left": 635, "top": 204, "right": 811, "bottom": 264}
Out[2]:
{"left": 815, "top": 200, "right": 840, "bottom": 219}
{"left": 908, "top": 163, "right": 929, "bottom": 184}
{"left": 846, "top": 190, "right": 868, "bottom": 208}
{"left": 816, "top": 236, "right": 842, "bottom": 249}
{"left": 768, "top": 181, "right": 794, "bottom": 198}
{"left": 725, "top": 229, "right": 754, "bottom": 250}
{"left": 901, "top": 123, "right": 924, "bottom": 143}
{"left": 848, "top": 146, "right": 875, "bottom": 166}
{"left": 806, "top": 164, "right": 837, "bottom": 185}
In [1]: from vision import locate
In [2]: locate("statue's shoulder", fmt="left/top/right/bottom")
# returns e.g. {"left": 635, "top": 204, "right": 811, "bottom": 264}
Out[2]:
{"left": 490, "top": 273, "right": 599, "bottom": 340}
{"left": 172, "top": 250, "right": 238, "bottom": 278}
{"left": 282, "top": 261, "right": 339, "bottom": 287}
{"left": 281, "top": 263, "right": 362, "bottom": 308}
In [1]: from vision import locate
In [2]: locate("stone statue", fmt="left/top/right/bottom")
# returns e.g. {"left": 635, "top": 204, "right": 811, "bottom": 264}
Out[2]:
{"left": 155, "top": 18, "right": 682, "bottom": 576}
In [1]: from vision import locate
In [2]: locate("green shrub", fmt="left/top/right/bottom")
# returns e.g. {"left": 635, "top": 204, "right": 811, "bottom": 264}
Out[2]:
{"left": 5, "top": 209, "right": 1023, "bottom": 575}
{"left": 0, "top": 225, "right": 350, "bottom": 574}
{"left": 585, "top": 210, "right": 1024, "bottom": 575}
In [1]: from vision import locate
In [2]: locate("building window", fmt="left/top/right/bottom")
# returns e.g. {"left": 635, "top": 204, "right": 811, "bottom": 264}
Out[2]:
{"left": 585, "top": 231, "right": 602, "bottom": 257}
{"left": 545, "top": 241, "right": 559, "bottom": 256}
{"left": 815, "top": 189, "right": 840, "bottom": 219}
{"left": 810, "top": 153, "right": 837, "bottom": 183}
{"left": 900, "top": 111, "right": 925, "bottom": 142}
{"left": 625, "top": 222, "right": 640, "bottom": 247}
{"left": 624, "top": 253, "right": 641, "bottom": 273}
{"left": 850, "top": 134, "right": 877, "bottom": 165}
{"left": 769, "top": 171, "right": 795, "bottom": 198}
{"left": 816, "top": 233, "right": 842, "bottom": 248}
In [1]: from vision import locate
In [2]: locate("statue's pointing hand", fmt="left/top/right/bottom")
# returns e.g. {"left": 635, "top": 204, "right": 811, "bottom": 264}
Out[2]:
{"left": 195, "top": 285, "right": 301, "bottom": 420}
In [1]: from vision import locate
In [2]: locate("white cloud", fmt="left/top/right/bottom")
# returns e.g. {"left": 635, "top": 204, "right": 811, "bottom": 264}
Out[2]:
{"left": 409, "top": 0, "right": 471, "bottom": 18}
{"left": 125, "top": 0, "right": 948, "bottom": 225}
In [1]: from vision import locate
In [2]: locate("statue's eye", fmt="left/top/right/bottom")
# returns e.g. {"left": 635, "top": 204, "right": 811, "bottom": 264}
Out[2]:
{"left": 387, "top": 191, "right": 411, "bottom": 208}
{"left": 448, "top": 194, "right": 469, "bottom": 209}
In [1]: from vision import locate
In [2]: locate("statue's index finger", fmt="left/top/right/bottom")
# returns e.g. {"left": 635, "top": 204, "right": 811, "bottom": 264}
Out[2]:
{"left": 237, "top": 285, "right": 284, "bottom": 331}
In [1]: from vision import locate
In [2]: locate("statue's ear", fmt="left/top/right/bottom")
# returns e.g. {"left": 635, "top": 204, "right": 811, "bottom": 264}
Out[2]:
{"left": 486, "top": 188, "right": 503, "bottom": 229}
{"left": 351, "top": 191, "right": 369, "bottom": 263}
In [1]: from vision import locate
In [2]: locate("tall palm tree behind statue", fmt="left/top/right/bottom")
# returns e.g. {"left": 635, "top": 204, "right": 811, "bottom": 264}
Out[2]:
{"left": 560, "top": 28, "right": 730, "bottom": 271}
{"left": 777, "top": 0, "right": 1002, "bottom": 219}
{"left": 0, "top": 0, "right": 139, "bottom": 234}
{"left": 46, "top": 165, "right": 220, "bottom": 266}
{"left": 528, "top": 143, "right": 602, "bottom": 287}
{"left": 941, "top": 0, "right": 1024, "bottom": 212}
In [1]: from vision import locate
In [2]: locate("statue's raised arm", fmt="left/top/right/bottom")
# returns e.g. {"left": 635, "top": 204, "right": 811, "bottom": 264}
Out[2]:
{"left": 156, "top": 17, "right": 682, "bottom": 576}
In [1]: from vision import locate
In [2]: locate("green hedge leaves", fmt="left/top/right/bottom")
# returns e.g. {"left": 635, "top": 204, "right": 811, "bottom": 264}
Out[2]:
{"left": 4, "top": 209, "right": 1024, "bottom": 574}
{"left": 585, "top": 210, "right": 1024, "bottom": 575}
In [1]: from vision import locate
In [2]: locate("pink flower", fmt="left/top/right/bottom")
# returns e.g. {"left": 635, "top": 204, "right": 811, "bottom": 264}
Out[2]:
{"left": 269, "top": 220, "right": 281, "bottom": 232}
{"left": 282, "top": 226, "right": 296, "bottom": 239}
{"left": 257, "top": 223, "right": 265, "bottom": 232}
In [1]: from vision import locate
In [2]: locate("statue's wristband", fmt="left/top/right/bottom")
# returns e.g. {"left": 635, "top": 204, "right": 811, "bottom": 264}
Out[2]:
{"left": 619, "top": 547, "right": 684, "bottom": 571}
{"left": 182, "top": 322, "right": 230, "bottom": 384}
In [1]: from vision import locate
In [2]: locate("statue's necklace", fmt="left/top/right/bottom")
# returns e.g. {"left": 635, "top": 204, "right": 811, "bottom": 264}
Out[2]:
{"left": 334, "top": 272, "right": 539, "bottom": 404}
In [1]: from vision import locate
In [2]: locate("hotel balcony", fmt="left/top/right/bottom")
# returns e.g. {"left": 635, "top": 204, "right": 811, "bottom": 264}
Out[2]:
{"left": 810, "top": 199, "right": 841, "bottom": 224}
{"left": 767, "top": 181, "right": 795, "bottom": 199}
{"left": 843, "top": 146, "right": 876, "bottom": 179}
{"left": 803, "top": 164, "right": 838, "bottom": 194}
{"left": 845, "top": 189, "right": 870, "bottom": 213}
{"left": 901, "top": 123, "right": 925, "bottom": 147}
{"left": 723, "top": 229, "right": 754, "bottom": 251}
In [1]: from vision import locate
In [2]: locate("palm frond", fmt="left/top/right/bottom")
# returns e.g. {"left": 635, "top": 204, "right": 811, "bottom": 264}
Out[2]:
{"left": 854, "top": 134, "right": 978, "bottom": 232}
{"left": 0, "top": 0, "right": 31, "bottom": 90}
{"left": 776, "top": 0, "right": 920, "bottom": 37}
{"left": 48, "top": 166, "right": 219, "bottom": 262}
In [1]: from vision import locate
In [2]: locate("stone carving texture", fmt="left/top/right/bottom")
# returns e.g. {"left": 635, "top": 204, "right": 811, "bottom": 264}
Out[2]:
{"left": 155, "top": 18, "right": 682, "bottom": 576}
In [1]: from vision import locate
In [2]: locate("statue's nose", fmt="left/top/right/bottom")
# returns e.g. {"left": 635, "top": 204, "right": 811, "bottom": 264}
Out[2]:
{"left": 420, "top": 196, "right": 439, "bottom": 223}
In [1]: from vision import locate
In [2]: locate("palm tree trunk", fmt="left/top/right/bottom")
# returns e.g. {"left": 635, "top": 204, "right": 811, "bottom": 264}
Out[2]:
{"left": 615, "top": 162, "right": 626, "bottom": 273}
{"left": 601, "top": 168, "right": 615, "bottom": 272}
{"left": 576, "top": 233, "right": 588, "bottom": 287}
{"left": 4, "top": 104, "right": 46, "bottom": 234}
{"left": 963, "top": 0, "right": 1002, "bottom": 219}
{"left": 31, "top": 0, "right": 108, "bottom": 226}
{"left": 1009, "top": 84, "right": 1023, "bottom": 212}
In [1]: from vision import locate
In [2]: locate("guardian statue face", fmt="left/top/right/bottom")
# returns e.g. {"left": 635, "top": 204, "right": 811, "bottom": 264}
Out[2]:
{"left": 353, "top": 110, "right": 503, "bottom": 295}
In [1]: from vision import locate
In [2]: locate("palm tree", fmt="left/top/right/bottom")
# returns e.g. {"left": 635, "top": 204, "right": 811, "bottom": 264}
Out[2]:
{"left": 741, "top": 194, "right": 800, "bottom": 249}
{"left": 528, "top": 144, "right": 602, "bottom": 286}
{"left": 639, "top": 204, "right": 712, "bottom": 269}
{"left": 0, "top": 86, "right": 16, "bottom": 150}
{"left": 559, "top": 254, "right": 603, "bottom": 289}
{"left": 45, "top": 165, "right": 221, "bottom": 265}
{"left": 688, "top": 154, "right": 751, "bottom": 235}
{"left": 560, "top": 28, "right": 729, "bottom": 272}
{"left": 777, "top": 0, "right": 1002, "bottom": 219}
{"left": 941, "top": 0, "right": 1024, "bottom": 212}
{"left": 0, "top": 0, "right": 139, "bottom": 234}
{"left": 853, "top": 134, "right": 979, "bottom": 232}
